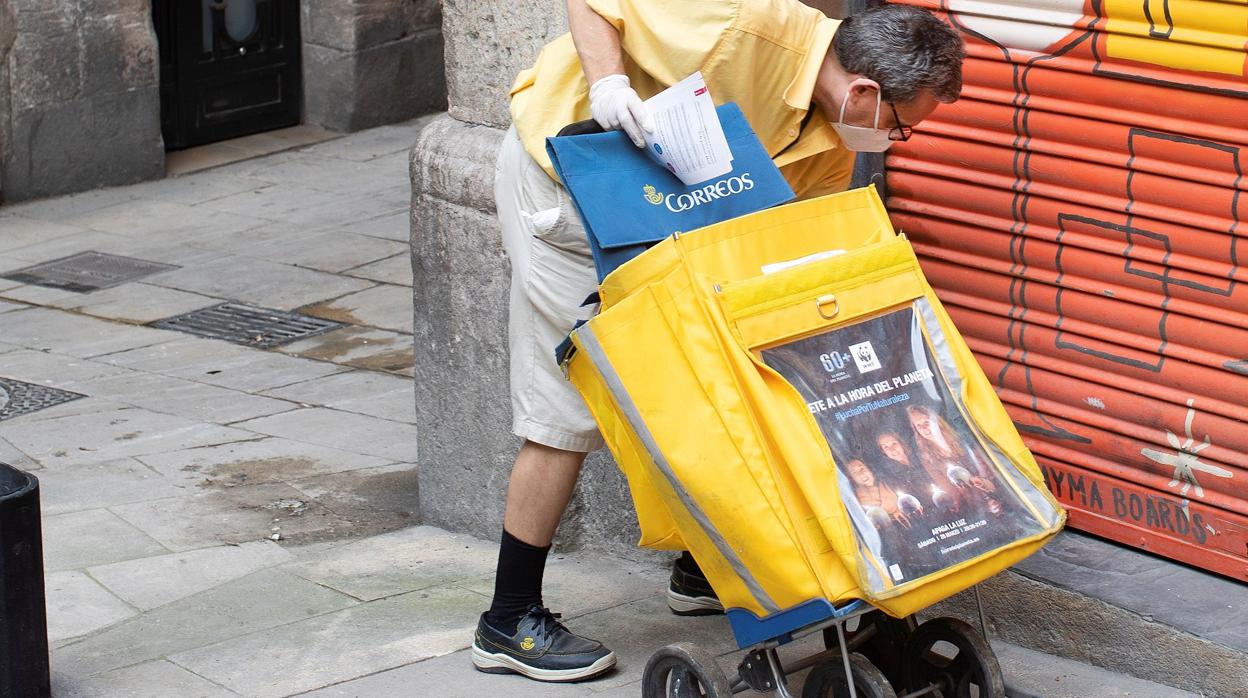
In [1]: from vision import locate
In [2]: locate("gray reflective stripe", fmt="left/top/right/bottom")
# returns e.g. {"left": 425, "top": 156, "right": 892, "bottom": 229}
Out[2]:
{"left": 576, "top": 325, "right": 781, "bottom": 614}
{"left": 915, "top": 296, "right": 1017, "bottom": 467}
{"left": 916, "top": 298, "right": 961, "bottom": 395}
{"left": 914, "top": 299, "right": 1058, "bottom": 525}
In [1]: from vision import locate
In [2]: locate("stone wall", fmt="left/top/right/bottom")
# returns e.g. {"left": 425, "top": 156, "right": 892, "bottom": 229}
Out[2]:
{"left": 0, "top": 0, "right": 447, "bottom": 204}
{"left": 302, "top": 0, "right": 447, "bottom": 132}
{"left": 0, "top": 0, "right": 164, "bottom": 202}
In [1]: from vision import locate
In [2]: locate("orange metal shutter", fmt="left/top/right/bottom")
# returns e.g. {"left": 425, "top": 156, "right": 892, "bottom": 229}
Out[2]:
{"left": 884, "top": 0, "right": 1248, "bottom": 579}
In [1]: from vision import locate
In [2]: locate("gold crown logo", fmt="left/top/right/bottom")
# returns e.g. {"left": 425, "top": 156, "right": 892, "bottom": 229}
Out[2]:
{"left": 520, "top": 637, "right": 536, "bottom": 651}
{"left": 643, "top": 184, "right": 663, "bottom": 205}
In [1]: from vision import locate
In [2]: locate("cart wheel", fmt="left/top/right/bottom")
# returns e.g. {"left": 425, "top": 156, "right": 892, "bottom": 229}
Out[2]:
{"left": 642, "top": 642, "right": 732, "bottom": 698}
{"left": 822, "top": 610, "right": 913, "bottom": 685}
{"left": 801, "top": 653, "right": 897, "bottom": 698}
{"left": 900, "top": 617, "right": 1005, "bottom": 698}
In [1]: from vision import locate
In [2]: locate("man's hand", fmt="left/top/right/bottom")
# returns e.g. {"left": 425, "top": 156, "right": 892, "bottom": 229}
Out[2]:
{"left": 589, "top": 75, "right": 653, "bottom": 148}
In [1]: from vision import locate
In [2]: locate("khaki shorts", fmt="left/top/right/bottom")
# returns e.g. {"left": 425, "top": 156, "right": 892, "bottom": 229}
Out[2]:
{"left": 495, "top": 126, "right": 604, "bottom": 453}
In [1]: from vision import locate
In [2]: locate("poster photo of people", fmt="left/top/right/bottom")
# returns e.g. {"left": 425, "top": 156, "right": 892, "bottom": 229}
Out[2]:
{"left": 761, "top": 304, "right": 1058, "bottom": 592}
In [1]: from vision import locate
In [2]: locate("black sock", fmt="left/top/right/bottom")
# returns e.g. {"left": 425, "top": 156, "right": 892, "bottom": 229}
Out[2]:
{"left": 676, "top": 550, "right": 704, "bottom": 578}
{"left": 485, "top": 528, "right": 551, "bottom": 635}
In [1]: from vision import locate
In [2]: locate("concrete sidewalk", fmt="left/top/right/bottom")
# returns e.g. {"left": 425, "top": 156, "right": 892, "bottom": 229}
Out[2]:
{"left": 0, "top": 121, "right": 1197, "bottom": 697}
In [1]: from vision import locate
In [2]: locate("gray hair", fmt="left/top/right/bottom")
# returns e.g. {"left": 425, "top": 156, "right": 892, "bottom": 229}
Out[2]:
{"left": 832, "top": 5, "right": 965, "bottom": 104}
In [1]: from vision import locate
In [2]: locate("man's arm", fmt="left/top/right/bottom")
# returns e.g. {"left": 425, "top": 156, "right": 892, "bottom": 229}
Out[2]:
{"left": 567, "top": 0, "right": 651, "bottom": 146}
{"left": 568, "top": 0, "right": 624, "bottom": 86}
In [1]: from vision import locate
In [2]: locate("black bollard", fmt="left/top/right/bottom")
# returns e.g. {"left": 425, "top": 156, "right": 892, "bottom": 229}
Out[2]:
{"left": 0, "top": 463, "right": 51, "bottom": 698}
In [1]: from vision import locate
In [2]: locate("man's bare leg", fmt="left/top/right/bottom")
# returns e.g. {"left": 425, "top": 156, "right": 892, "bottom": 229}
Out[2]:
{"left": 503, "top": 440, "right": 587, "bottom": 546}
{"left": 474, "top": 440, "right": 615, "bottom": 682}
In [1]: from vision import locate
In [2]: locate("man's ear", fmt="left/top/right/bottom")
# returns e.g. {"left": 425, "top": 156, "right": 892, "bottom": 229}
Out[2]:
{"left": 846, "top": 77, "right": 880, "bottom": 100}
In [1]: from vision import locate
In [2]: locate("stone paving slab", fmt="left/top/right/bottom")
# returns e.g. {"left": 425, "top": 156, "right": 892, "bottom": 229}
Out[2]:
{"left": 287, "top": 463, "right": 420, "bottom": 538}
{"left": 100, "top": 337, "right": 345, "bottom": 392}
{"left": 0, "top": 214, "right": 92, "bottom": 253}
{"left": 75, "top": 371, "right": 296, "bottom": 424}
{"left": 997, "top": 641, "right": 1200, "bottom": 698}
{"left": 0, "top": 280, "right": 88, "bottom": 306}
{"left": 0, "top": 433, "right": 41, "bottom": 470}
{"left": 342, "top": 253, "right": 412, "bottom": 285}
{"left": 88, "top": 540, "right": 295, "bottom": 611}
{"left": 136, "top": 168, "right": 275, "bottom": 206}
{"left": 235, "top": 231, "right": 407, "bottom": 274}
{"left": 41, "top": 508, "right": 169, "bottom": 572}
{"left": 180, "top": 220, "right": 328, "bottom": 255}
{"left": 0, "top": 306, "right": 181, "bottom": 357}
{"left": 52, "top": 659, "right": 241, "bottom": 698}
{"left": 53, "top": 568, "right": 357, "bottom": 677}
{"left": 231, "top": 153, "right": 406, "bottom": 200}
{"left": 60, "top": 198, "right": 270, "bottom": 243}
{"left": 45, "top": 282, "right": 221, "bottom": 324}
{"left": 338, "top": 209, "right": 410, "bottom": 242}
{"left": 261, "top": 370, "right": 416, "bottom": 423}
{"left": 146, "top": 254, "right": 375, "bottom": 311}
{"left": 2, "top": 185, "right": 146, "bottom": 222}
{"left": 1, "top": 396, "right": 132, "bottom": 426}
{"left": 169, "top": 584, "right": 488, "bottom": 698}
{"left": 134, "top": 437, "right": 394, "bottom": 487}
{"left": 44, "top": 571, "right": 138, "bottom": 643}
{"left": 0, "top": 227, "right": 226, "bottom": 268}
{"left": 1015, "top": 531, "right": 1248, "bottom": 655}
{"left": 109, "top": 481, "right": 356, "bottom": 551}
{"left": 234, "top": 407, "right": 418, "bottom": 462}
{"left": 0, "top": 298, "right": 29, "bottom": 312}
{"left": 300, "top": 283, "right": 414, "bottom": 334}
{"left": 0, "top": 280, "right": 89, "bottom": 306}
{"left": 276, "top": 326, "right": 414, "bottom": 374}
{"left": 193, "top": 183, "right": 355, "bottom": 224}
{"left": 0, "top": 347, "right": 134, "bottom": 387}
{"left": 298, "top": 119, "right": 431, "bottom": 163}
{"left": 276, "top": 194, "right": 407, "bottom": 232}
{"left": 285, "top": 525, "right": 496, "bottom": 602}
{"left": 0, "top": 404, "right": 255, "bottom": 468}
{"left": 33, "top": 457, "right": 192, "bottom": 516}
{"left": 300, "top": 594, "right": 738, "bottom": 698}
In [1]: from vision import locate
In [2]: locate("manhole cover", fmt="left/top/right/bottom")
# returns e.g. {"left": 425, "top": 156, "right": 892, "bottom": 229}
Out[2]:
{"left": 149, "top": 303, "right": 344, "bottom": 348}
{"left": 0, "top": 377, "right": 86, "bottom": 422}
{"left": 1, "top": 251, "right": 179, "bottom": 292}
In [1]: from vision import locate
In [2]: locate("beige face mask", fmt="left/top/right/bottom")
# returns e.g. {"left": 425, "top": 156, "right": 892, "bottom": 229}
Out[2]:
{"left": 832, "top": 87, "right": 896, "bottom": 153}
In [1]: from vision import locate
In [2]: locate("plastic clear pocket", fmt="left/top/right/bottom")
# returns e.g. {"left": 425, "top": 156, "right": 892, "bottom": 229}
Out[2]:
{"left": 717, "top": 242, "right": 1061, "bottom": 598}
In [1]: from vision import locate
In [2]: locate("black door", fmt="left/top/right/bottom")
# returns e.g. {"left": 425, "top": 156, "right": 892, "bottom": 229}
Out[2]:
{"left": 154, "top": 0, "right": 303, "bottom": 150}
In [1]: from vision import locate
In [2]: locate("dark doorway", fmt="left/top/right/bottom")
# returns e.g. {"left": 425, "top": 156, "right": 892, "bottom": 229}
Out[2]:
{"left": 153, "top": 0, "right": 303, "bottom": 150}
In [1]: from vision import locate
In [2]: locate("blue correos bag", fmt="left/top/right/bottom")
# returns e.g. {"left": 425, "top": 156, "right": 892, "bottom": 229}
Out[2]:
{"left": 546, "top": 102, "right": 796, "bottom": 281}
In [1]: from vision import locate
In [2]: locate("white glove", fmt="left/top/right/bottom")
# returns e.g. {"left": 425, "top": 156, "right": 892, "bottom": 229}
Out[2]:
{"left": 589, "top": 74, "right": 653, "bottom": 148}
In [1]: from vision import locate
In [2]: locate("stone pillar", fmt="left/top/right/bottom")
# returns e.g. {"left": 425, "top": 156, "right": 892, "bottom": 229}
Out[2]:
{"left": 0, "top": 0, "right": 163, "bottom": 203}
{"left": 410, "top": 1, "right": 652, "bottom": 557}
{"left": 302, "top": 0, "right": 447, "bottom": 132}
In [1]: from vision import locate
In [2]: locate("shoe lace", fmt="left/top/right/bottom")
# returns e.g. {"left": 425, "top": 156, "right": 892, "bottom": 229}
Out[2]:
{"left": 526, "top": 605, "right": 568, "bottom": 638}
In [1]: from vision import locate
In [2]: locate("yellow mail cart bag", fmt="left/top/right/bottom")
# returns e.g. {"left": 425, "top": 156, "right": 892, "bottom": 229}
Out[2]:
{"left": 565, "top": 187, "right": 1065, "bottom": 625}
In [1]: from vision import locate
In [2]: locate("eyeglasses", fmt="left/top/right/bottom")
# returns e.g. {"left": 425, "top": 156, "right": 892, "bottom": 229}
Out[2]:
{"left": 888, "top": 103, "right": 913, "bottom": 142}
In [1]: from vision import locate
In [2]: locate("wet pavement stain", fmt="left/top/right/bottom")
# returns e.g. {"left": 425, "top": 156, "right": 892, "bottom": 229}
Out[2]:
{"left": 185, "top": 456, "right": 328, "bottom": 487}
{"left": 298, "top": 302, "right": 365, "bottom": 327}
{"left": 283, "top": 326, "right": 413, "bottom": 373}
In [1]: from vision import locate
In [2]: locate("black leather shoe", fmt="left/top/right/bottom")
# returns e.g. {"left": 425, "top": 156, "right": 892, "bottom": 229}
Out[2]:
{"left": 472, "top": 606, "right": 616, "bottom": 682}
{"left": 667, "top": 559, "right": 725, "bottom": 616}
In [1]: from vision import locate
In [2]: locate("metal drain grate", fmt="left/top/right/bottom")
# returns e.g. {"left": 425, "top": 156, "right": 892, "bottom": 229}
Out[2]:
{"left": 0, "top": 377, "right": 86, "bottom": 422}
{"left": 150, "top": 303, "right": 344, "bottom": 348}
{"left": 0, "top": 251, "right": 179, "bottom": 293}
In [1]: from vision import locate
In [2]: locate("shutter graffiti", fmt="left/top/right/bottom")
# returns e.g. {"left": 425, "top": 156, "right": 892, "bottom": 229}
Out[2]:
{"left": 886, "top": 0, "right": 1247, "bottom": 578}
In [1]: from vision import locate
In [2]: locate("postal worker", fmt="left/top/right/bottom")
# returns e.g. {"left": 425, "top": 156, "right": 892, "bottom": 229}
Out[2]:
{"left": 474, "top": 0, "right": 965, "bottom": 682}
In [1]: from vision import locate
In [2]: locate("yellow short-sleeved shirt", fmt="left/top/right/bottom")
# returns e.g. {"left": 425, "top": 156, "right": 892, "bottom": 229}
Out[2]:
{"left": 509, "top": 0, "right": 853, "bottom": 200}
